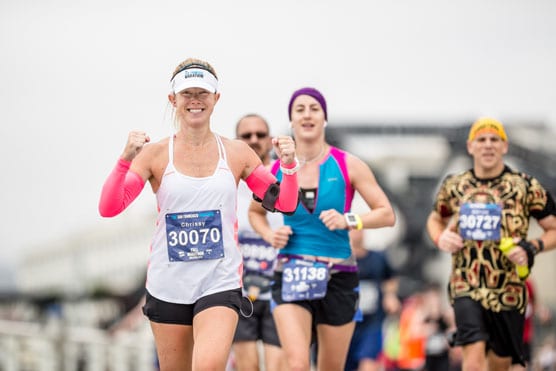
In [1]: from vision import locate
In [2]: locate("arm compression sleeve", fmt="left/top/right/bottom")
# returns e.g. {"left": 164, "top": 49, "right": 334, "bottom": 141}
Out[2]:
{"left": 245, "top": 164, "right": 299, "bottom": 213}
{"left": 98, "top": 158, "right": 145, "bottom": 217}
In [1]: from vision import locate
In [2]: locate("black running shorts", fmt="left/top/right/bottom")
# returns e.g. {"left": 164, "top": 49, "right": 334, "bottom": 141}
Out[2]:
{"left": 272, "top": 270, "right": 359, "bottom": 326}
{"left": 452, "top": 296, "right": 525, "bottom": 365}
{"left": 233, "top": 299, "right": 280, "bottom": 346}
{"left": 142, "top": 288, "right": 242, "bottom": 325}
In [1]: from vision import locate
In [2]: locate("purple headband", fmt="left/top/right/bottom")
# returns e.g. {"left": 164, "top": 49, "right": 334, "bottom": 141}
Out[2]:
{"left": 288, "top": 87, "right": 327, "bottom": 121}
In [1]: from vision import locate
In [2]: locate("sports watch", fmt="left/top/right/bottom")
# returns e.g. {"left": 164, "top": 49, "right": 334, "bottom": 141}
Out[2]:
{"left": 344, "top": 212, "right": 362, "bottom": 230}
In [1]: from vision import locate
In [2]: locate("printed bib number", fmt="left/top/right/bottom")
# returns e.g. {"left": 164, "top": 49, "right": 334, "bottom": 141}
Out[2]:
{"left": 281, "top": 259, "right": 329, "bottom": 301}
{"left": 459, "top": 202, "right": 502, "bottom": 241}
{"left": 239, "top": 234, "right": 277, "bottom": 276}
{"left": 165, "top": 210, "right": 224, "bottom": 262}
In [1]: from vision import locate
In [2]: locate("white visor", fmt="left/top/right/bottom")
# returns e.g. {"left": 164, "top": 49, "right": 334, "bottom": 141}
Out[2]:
{"left": 170, "top": 68, "right": 218, "bottom": 94}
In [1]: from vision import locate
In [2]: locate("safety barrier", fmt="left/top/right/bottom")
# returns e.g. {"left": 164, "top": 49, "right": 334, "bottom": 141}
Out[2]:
{"left": 0, "top": 319, "right": 156, "bottom": 371}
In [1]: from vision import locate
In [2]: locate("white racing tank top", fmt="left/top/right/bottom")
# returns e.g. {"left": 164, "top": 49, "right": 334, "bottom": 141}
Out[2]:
{"left": 146, "top": 134, "right": 242, "bottom": 304}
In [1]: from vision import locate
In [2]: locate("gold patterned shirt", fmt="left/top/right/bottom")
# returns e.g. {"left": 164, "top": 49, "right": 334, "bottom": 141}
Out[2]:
{"left": 433, "top": 166, "right": 550, "bottom": 313}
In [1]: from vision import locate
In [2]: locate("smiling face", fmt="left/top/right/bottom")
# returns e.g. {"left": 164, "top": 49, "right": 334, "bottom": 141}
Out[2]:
{"left": 290, "top": 94, "right": 326, "bottom": 141}
{"left": 170, "top": 87, "right": 220, "bottom": 128}
{"left": 467, "top": 132, "right": 508, "bottom": 178}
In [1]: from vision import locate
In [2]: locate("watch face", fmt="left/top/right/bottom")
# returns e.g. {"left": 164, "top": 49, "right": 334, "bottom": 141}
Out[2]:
{"left": 346, "top": 214, "right": 357, "bottom": 227}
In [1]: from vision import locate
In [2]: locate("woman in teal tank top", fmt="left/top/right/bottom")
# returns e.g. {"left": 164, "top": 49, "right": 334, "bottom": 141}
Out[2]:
{"left": 249, "top": 87, "right": 396, "bottom": 371}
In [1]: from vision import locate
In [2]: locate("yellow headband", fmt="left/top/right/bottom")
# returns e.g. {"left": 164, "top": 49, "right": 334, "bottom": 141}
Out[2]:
{"left": 467, "top": 117, "right": 507, "bottom": 142}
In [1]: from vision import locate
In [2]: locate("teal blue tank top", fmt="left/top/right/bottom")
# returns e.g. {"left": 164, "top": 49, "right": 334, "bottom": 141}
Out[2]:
{"left": 272, "top": 146, "right": 354, "bottom": 259}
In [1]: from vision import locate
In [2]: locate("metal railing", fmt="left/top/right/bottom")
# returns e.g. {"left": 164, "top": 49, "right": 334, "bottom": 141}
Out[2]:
{"left": 0, "top": 319, "right": 157, "bottom": 371}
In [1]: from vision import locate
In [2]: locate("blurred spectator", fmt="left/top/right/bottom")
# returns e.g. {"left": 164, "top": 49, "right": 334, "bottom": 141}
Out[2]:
{"left": 345, "top": 229, "right": 400, "bottom": 371}
{"left": 382, "top": 313, "right": 401, "bottom": 371}
{"left": 385, "top": 281, "right": 460, "bottom": 371}
{"left": 534, "top": 334, "right": 556, "bottom": 371}
{"left": 396, "top": 289, "right": 428, "bottom": 371}
{"left": 512, "top": 278, "right": 552, "bottom": 371}
{"left": 421, "top": 282, "right": 458, "bottom": 371}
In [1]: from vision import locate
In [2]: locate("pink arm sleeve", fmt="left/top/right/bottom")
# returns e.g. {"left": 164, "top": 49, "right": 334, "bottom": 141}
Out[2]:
{"left": 98, "top": 158, "right": 145, "bottom": 217}
{"left": 245, "top": 164, "right": 299, "bottom": 213}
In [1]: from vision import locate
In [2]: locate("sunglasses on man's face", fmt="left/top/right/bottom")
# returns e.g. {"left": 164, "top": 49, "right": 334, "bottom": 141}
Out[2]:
{"left": 239, "top": 132, "right": 268, "bottom": 140}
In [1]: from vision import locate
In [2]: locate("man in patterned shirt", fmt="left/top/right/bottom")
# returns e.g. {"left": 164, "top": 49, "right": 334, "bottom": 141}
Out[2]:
{"left": 426, "top": 117, "right": 556, "bottom": 371}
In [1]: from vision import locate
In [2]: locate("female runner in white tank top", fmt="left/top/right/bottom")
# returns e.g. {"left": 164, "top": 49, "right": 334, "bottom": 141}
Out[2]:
{"left": 99, "top": 58, "right": 299, "bottom": 371}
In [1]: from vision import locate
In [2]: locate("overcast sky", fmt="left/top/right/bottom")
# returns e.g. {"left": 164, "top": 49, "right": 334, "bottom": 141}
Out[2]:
{"left": 1, "top": 0, "right": 555, "bottom": 272}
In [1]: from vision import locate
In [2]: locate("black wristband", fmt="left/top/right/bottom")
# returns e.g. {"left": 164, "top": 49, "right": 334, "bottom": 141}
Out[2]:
{"left": 517, "top": 240, "right": 536, "bottom": 271}
{"left": 536, "top": 238, "right": 545, "bottom": 253}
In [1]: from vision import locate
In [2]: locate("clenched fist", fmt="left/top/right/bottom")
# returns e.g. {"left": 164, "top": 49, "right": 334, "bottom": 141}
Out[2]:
{"left": 121, "top": 131, "right": 150, "bottom": 161}
{"left": 272, "top": 136, "right": 296, "bottom": 165}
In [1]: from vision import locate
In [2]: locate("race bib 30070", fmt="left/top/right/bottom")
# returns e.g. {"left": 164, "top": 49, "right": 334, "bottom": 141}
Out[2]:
{"left": 165, "top": 210, "right": 224, "bottom": 262}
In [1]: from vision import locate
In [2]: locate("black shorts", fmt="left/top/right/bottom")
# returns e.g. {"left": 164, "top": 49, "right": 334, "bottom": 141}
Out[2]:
{"left": 233, "top": 299, "right": 280, "bottom": 346}
{"left": 142, "top": 289, "right": 242, "bottom": 326}
{"left": 272, "top": 270, "right": 359, "bottom": 326}
{"left": 523, "top": 341, "right": 531, "bottom": 363}
{"left": 452, "top": 297, "right": 525, "bottom": 365}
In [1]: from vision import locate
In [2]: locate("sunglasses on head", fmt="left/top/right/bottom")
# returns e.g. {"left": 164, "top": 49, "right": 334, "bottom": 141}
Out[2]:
{"left": 239, "top": 132, "right": 268, "bottom": 140}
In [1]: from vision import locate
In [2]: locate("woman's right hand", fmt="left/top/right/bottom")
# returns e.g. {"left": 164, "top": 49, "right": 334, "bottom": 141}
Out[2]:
{"left": 121, "top": 131, "right": 150, "bottom": 161}
{"left": 266, "top": 225, "right": 293, "bottom": 248}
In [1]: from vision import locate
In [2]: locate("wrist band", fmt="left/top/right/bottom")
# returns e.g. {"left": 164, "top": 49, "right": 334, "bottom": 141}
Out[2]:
{"left": 345, "top": 212, "right": 363, "bottom": 230}
{"left": 536, "top": 238, "right": 545, "bottom": 253}
{"left": 355, "top": 215, "right": 363, "bottom": 230}
{"left": 280, "top": 158, "right": 300, "bottom": 175}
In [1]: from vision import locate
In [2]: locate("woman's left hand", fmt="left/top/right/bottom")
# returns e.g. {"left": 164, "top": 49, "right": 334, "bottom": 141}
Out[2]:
{"left": 272, "top": 136, "right": 296, "bottom": 165}
{"left": 319, "top": 209, "right": 348, "bottom": 231}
